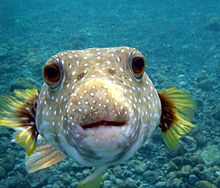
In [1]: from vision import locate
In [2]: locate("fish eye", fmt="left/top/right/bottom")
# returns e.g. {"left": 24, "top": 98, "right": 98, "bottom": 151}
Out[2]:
{"left": 43, "top": 61, "right": 62, "bottom": 88}
{"left": 131, "top": 56, "right": 145, "bottom": 80}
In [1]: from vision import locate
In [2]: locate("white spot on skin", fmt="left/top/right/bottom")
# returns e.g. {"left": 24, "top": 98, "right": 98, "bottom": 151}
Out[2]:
{"left": 122, "top": 82, "right": 127, "bottom": 86}
{"left": 72, "top": 71, "right": 76, "bottom": 76}
{"left": 116, "top": 57, "right": 120, "bottom": 63}
{"left": 61, "top": 59, "right": 65, "bottom": 65}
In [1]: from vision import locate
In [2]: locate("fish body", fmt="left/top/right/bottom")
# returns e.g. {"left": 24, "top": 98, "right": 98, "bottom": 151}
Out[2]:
{"left": 37, "top": 47, "right": 161, "bottom": 167}
{"left": 0, "top": 46, "right": 195, "bottom": 187}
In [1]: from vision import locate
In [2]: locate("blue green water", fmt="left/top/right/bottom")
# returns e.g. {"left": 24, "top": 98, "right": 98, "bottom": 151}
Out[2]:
{"left": 0, "top": 0, "right": 220, "bottom": 187}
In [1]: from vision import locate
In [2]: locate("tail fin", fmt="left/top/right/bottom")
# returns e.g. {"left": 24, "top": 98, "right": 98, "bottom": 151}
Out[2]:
{"left": 77, "top": 167, "right": 105, "bottom": 188}
{"left": 0, "top": 88, "right": 38, "bottom": 156}
{"left": 158, "top": 87, "right": 196, "bottom": 149}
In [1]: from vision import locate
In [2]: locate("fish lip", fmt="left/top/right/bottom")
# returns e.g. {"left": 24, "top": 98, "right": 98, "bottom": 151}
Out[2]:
{"left": 80, "top": 120, "right": 127, "bottom": 129}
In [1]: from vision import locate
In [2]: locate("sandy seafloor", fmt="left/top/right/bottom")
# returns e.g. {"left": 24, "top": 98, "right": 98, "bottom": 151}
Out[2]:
{"left": 0, "top": 0, "right": 220, "bottom": 187}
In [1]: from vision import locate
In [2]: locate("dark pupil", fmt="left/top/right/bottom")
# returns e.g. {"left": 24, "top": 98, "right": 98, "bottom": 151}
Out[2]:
{"left": 46, "top": 67, "right": 58, "bottom": 78}
{"left": 44, "top": 64, "right": 60, "bottom": 83}
{"left": 132, "top": 57, "right": 144, "bottom": 74}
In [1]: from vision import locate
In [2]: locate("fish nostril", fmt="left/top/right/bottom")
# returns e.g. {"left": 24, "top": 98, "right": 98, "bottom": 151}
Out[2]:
{"left": 76, "top": 72, "right": 85, "bottom": 81}
{"left": 107, "top": 68, "right": 116, "bottom": 75}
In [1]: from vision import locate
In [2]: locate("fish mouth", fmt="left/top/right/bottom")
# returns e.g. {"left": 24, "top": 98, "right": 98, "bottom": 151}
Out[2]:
{"left": 81, "top": 120, "right": 127, "bottom": 129}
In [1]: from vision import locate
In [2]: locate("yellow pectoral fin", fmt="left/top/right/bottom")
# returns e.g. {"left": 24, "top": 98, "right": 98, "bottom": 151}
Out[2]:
{"left": 0, "top": 88, "right": 39, "bottom": 156}
{"left": 77, "top": 167, "right": 105, "bottom": 188}
{"left": 25, "top": 136, "right": 65, "bottom": 173}
{"left": 159, "top": 87, "right": 196, "bottom": 149}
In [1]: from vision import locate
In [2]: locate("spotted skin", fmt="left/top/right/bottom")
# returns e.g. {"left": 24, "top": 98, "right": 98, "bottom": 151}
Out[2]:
{"left": 36, "top": 47, "right": 161, "bottom": 167}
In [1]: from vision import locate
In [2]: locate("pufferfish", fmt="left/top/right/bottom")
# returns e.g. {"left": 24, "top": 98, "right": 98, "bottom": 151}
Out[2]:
{"left": 0, "top": 47, "right": 195, "bottom": 187}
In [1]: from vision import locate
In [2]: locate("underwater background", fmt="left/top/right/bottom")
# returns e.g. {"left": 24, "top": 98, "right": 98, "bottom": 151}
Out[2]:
{"left": 0, "top": 0, "right": 220, "bottom": 187}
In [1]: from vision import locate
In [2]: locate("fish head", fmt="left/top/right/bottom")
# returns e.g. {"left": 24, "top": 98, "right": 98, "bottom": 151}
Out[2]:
{"left": 36, "top": 47, "right": 161, "bottom": 166}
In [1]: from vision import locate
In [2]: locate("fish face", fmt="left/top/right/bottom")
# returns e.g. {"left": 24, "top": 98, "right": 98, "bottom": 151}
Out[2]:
{"left": 36, "top": 47, "right": 161, "bottom": 166}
